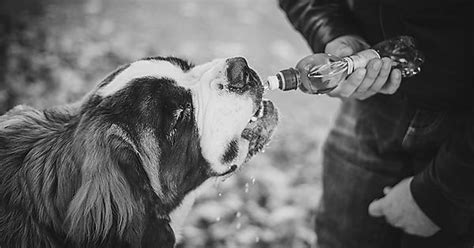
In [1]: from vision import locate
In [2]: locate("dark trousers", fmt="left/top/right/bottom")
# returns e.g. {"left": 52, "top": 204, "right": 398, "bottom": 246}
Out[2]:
{"left": 315, "top": 94, "right": 473, "bottom": 248}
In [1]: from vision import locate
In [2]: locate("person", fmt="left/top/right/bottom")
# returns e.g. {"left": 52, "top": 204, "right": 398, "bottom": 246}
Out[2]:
{"left": 278, "top": 0, "right": 473, "bottom": 247}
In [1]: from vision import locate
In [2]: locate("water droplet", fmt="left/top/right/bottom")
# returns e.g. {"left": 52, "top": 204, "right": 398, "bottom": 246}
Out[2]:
{"left": 235, "top": 211, "right": 241, "bottom": 218}
{"left": 261, "top": 149, "right": 265, "bottom": 153}
{"left": 236, "top": 222, "right": 241, "bottom": 229}
{"left": 251, "top": 177, "right": 256, "bottom": 184}
{"left": 218, "top": 192, "right": 222, "bottom": 197}
{"left": 244, "top": 183, "right": 249, "bottom": 193}
{"left": 216, "top": 216, "right": 221, "bottom": 222}
{"left": 255, "top": 236, "right": 260, "bottom": 243}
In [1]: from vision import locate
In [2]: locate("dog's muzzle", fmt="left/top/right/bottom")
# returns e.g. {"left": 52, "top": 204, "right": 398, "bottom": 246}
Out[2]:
{"left": 227, "top": 57, "right": 279, "bottom": 161}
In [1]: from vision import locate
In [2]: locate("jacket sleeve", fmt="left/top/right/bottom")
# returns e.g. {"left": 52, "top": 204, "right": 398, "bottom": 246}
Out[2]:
{"left": 278, "top": 0, "right": 362, "bottom": 53}
{"left": 410, "top": 114, "right": 474, "bottom": 235}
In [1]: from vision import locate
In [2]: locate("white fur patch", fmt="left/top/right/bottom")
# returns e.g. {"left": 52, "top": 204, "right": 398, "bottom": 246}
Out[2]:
{"left": 97, "top": 60, "right": 185, "bottom": 97}
{"left": 169, "top": 179, "right": 214, "bottom": 242}
{"left": 198, "top": 94, "right": 253, "bottom": 171}
{"left": 188, "top": 60, "right": 255, "bottom": 173}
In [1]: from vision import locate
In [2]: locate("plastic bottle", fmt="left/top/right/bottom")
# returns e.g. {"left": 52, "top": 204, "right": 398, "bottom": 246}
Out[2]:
{"left": 265, "top": 36, "right": 425, "bottom": 94}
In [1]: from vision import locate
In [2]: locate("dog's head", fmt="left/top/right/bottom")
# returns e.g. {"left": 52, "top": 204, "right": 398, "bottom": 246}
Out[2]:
{"left": 66, "top": 56, "right": 278, "bottom": 241}
{"left": 92, "top": 56, "right": 277, "bottom": 176}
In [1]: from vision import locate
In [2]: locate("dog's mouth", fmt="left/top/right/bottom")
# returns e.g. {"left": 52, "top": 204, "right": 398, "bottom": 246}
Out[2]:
{"left": 224, "top": 57, "right": 278, "bottom": 159}
{"left": 216, "top": 99, "right": 278, "bottom": 177}
{"left": 241, "top": 98, "right": 278, "bottom": 161}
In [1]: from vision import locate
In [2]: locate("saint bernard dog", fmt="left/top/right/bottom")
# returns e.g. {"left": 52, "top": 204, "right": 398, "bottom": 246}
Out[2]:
{"left": 0, "top": 56, "right": 278, "bottom": 248}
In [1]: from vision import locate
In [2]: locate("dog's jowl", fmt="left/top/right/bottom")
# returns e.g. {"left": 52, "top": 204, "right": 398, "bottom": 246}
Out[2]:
{"left": 0, "top": 56, "right": 278, "bottom": 248}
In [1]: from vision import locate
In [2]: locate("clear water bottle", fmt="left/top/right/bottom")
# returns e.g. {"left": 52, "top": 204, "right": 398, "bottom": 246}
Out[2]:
{"left": 265, "top": 36, "right": 425, "bottom": 94}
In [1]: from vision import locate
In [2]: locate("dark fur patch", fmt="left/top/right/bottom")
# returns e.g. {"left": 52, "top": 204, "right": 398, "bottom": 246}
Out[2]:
{"left": 222, "top": 139, "right": 239, "bottom": 164}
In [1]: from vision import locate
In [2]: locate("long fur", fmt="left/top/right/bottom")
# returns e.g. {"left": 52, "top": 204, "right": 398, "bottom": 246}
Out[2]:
{"left": 0, "top": 84, "right": 190, "bottom": 247}
{"left": 0, "top": 104, "right": 142, "bottom": 247}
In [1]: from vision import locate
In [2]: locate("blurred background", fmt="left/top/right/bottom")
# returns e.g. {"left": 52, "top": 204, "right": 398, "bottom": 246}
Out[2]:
{"left": 0, "top": 0, "right": 341, "bottom": 247}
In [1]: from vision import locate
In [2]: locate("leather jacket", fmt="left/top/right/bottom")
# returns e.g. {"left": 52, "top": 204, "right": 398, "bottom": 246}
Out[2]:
{"left": 279, "top": 0, "right": 474, "bottom": 238}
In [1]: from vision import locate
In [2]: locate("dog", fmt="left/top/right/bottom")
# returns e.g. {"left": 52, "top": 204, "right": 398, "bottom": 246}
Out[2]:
{"left": 0, "top": 56, "right": 278, "bottom": 248}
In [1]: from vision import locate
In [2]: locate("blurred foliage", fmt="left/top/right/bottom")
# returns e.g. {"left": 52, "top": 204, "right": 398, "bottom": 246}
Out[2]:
{"left": 0, "top": 0, "right": 341, "bottom": 247}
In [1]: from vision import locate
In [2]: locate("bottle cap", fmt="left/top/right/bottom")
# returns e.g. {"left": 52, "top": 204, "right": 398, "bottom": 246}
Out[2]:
{"left": 280, "top": 68, "right": 299, "bottom": 91}
{"left": 266, "top": 75, "right": 280, "bottom": 90}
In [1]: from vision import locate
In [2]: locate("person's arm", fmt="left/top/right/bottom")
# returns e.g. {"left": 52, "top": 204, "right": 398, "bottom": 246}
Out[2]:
{"left": 410, "top": 115, "right": 474, "bottom": 235}
{"left": 278, "top": 0, "right": 362, "bottom": 53}
{"left": 369, "top": 114, "right": 474, "bottom": 237}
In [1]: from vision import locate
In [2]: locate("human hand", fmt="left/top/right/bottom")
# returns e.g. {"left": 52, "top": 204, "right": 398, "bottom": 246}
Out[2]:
{"left": 324, "top": 35, "right": 402, "bottom": 100}
{"left": 368, "top": 177, "right": 441, "bottom": 237}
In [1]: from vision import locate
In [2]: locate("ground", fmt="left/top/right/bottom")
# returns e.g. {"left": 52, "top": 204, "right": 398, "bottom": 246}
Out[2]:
{"left": 1, "top": 0, "right": 341, "bottom": 247}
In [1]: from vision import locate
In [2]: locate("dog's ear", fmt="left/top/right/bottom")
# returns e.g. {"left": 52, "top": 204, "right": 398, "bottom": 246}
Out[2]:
{"left": 65, "top": 124, "right": 140, "bottom": 243}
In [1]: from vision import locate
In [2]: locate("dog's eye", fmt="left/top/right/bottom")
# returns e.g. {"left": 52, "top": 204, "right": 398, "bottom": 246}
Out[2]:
{"left": 167, "top": 111, "right": 181, "bottom": 143}
{"left": 169, "top": 109, "right": 183, "bottom": 130}
{"left": 168, "top": 103, "right": 191, "bottom": 135}
{"left": 173, "top": 109, "right": 184, "bottom": 121}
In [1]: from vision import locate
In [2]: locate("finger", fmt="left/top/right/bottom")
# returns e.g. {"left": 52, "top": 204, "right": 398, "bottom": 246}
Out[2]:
{"left": 383, "top": 187, "right": 392, "bottom": 195}
{"left": 335, "top": 46, "right": 354, "bottom": 57}
{"left": 405, "top": 228, "right": 437, "bottom": 238}
{"left": 356, "top": 59, "right": 382, "bottom": 93}
{"left": 404, "top": 227, "right": 422, "bottom": 237}
{"left": 329, "top": 68, "right": 366, "bottom": 98}
{"left": 353, "top": 59, "right": 383, "bottom": 100}
{"left": 354, "top": 92, "right": 373, "bottom": 100}
{"left": 367, "top": 57, "right": 392, "bottom": 93}
{"left": 368, "top": 199, "right": 385, "bottom": 217}
{"left": 380, "top": 69, "right": 401, "bottom": 94}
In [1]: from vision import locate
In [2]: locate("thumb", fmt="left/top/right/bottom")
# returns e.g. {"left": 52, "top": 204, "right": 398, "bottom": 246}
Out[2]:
{"left": 334, "top": 45, "right": 354, "bottom": 57}
{"left": 325, "top": 39, "right": 354, "bottom": 57}
{"left": 368, "top": 199, "right": 385, "bottom": 217}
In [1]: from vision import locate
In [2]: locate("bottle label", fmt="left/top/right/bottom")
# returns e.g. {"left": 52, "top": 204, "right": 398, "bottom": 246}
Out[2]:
{"left": 346, "top": 49, "right": 380, "bottom": 74}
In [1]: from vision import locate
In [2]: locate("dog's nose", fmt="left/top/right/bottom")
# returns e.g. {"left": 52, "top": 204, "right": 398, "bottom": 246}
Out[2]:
{"left": 226, "top": 57, "right": 248, "bottom": 88}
